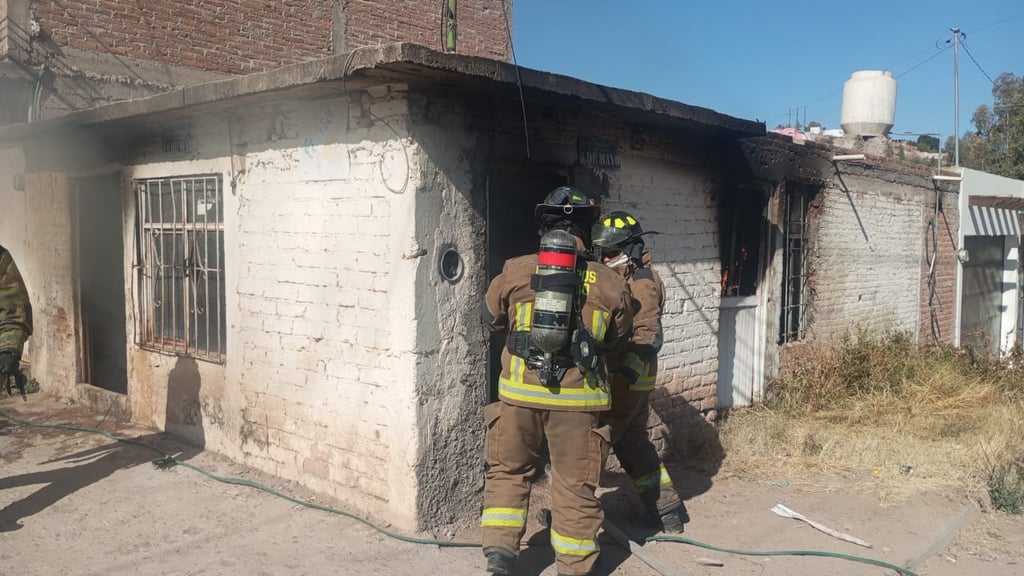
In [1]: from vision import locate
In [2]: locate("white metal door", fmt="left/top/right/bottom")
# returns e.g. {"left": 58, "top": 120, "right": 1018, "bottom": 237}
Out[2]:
{"left": 718, "top": 295, "right": 763, "bottom": 408}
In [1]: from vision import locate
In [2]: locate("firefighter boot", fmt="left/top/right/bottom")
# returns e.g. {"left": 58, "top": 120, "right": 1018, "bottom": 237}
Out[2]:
{"left": 484, "top": 547, "right": 516, "bottom": 575}
{"left": 639, "top": 503, "right": 687, "bottom": 534}
{"left": 659, "top": 507, "right": 685, "bottom": 533}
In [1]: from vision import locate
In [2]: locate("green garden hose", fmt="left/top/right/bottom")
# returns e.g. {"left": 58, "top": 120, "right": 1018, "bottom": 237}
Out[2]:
{"left": 0, "top": 409, "right": 919, "bottom": 575}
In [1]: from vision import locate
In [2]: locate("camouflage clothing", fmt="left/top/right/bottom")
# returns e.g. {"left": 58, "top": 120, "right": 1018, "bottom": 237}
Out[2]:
{"left": 0, "top": 246, "right": 32, "bottom": 354}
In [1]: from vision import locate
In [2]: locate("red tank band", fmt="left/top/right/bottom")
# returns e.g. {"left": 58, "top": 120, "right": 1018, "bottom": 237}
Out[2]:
{"left": 538, "top": 251, "right": 576, "bottom": 268}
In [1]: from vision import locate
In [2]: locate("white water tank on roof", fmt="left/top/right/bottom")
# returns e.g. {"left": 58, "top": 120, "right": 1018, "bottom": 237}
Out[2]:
{"left": 840, "top": 70, "right": 897, "bottom": 137}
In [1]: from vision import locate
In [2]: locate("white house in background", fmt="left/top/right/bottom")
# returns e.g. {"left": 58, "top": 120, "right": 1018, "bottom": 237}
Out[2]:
{"left": 956, "top": 167, "right": 1024, "bottom": 355}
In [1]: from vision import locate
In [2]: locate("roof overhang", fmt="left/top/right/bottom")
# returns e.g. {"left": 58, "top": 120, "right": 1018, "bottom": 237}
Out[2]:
{"left": 0, "top": 43, "right": 764, "bottom": 147}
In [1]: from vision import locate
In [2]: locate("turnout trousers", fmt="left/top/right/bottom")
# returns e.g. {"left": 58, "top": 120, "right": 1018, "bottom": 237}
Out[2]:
{"left": 605, "top": 386, "right": 680, "bottom": 515}
{"left": 482, "top": 401, "right": 610, "bottom": 576}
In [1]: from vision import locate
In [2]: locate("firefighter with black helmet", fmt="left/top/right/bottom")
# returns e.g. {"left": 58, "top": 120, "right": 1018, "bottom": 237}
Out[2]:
{"left": 481, "top": 187, "right": 633, "bottom": 576}
{"left": 0, "top": 244, "right": 32, "bottom": 396}
{"left": 592, "top": 210, "right": 686, "bottom": 533}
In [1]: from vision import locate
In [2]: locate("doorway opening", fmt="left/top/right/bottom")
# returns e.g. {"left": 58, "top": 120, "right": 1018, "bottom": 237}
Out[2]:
{"left": 72, "top": 174, "right": 129, "bottom": 394}
{"left": 717, "top": 186, "right": 771, "bottom": 408}
{"left": 485, "top": 166, "right": 568, "bottom": 402}
{"left": 960, "top": 235, "right": 1007, "bottom": 356}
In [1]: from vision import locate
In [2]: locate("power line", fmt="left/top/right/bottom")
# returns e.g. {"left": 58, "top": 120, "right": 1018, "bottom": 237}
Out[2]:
{"left": 894, "top": 44, "right": 950, "bottom": 79}
{"left": 964, "top": 10, "right": 1024, "bottom": 35}
{"left": 959, "top": 41, "right": 996, "bottom": 86}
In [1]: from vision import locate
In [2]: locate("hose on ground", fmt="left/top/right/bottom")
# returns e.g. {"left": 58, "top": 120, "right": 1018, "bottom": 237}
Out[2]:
{"left": 0, "top": 409, "right": 920, "bottom": 575}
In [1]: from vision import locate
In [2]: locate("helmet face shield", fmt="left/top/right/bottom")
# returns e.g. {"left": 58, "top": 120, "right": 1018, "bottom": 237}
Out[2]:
{"left": 534, "top": 186, "right": 600, "bottom": 227}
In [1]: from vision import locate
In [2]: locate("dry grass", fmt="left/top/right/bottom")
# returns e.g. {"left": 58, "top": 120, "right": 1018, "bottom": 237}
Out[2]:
{"left": 719, "top": 330, "right": 1024, "bottom": 509}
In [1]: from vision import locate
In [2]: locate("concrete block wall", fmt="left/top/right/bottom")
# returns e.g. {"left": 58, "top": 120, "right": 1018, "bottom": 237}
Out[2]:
{"left": 805, "top": 175, "right": 927, "bottom": 341}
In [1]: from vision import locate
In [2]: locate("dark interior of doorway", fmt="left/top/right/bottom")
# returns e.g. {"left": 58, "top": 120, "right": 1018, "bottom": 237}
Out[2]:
{"left": 719, "top": 187, "right": 771, "bottom": 298}
{"left": 486, "top": 167, "right": 568, "bottom": 402}
{"left": 73, "top": 174, "right": 129, "bottom": 394}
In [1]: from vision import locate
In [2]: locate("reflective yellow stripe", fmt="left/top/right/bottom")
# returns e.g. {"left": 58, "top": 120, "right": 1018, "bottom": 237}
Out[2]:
{"left": 498, "top": 379, "right": 610, "bottom": 409}
{"left": 633, "top": 465, "right": 672, "bottom": 493}
{"left": 511, "top": 302, "right": 533, "bottom": 382}
{"left": 481, "top": 507, "right": 527, "bottom": 528}
{"left": 514, "top": 301, "right": 533, "bottom": 331}
{"left": 630, "top": 377, "right": 656, "bottom": 392}
{"left": 551, "top": 528, "right": 599, "bottom": 556}
{"left": 509, "top": 354, "right": 524, "bottom": 384}
{"left": 590, "top": 310, "right": 609, "bottom": 341}
{"left": 623, "top": 351, "right": 650, "bottom": 390}
{"left": 624, "top": 351, "right": 645, "bottom": 373}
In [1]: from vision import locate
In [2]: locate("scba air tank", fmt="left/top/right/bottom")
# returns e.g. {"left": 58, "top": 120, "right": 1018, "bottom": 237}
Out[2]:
{"left": 530, "top": 229, "right": 578, "bottom": 355}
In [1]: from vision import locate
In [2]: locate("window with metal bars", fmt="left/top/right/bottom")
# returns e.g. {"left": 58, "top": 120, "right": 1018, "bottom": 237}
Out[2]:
{"left": 779, "top": 187, "right": 813, "bottom": 343}
{"left": 135, "top": 175, "right": 226, "bottom": 362}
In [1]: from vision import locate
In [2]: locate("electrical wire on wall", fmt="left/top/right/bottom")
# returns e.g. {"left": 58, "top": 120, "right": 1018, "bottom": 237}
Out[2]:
{"left": 501, "top": 0, "right": 530, "bottom": 159}
{"left": 27, "top": 65, "right": 46, "bottom": 123}
{"left": 340, "top": 46, "right": 410, "bottom": 195}
{"left": 926, "top": 212, "right": 941, "bottom": 344}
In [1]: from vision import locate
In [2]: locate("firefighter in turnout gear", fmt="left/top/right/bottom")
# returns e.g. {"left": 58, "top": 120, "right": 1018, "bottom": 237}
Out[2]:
{"left": 592, "top": 211, "right": 686, "bottom": 533}
{"left": 481, "top": 187, "right": 634, "bottom": 576}
{"left": 0, "top": 245, "right": 33, "bottom": 396}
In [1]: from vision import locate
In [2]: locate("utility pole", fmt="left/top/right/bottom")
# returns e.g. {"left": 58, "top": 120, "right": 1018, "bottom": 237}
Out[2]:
{"left": 951, "top": 27, "right": 962, "bottom": 166}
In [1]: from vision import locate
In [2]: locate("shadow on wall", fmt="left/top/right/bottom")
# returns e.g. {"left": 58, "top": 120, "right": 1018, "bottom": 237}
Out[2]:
{"left": 164, "top": 356, "right": 205, "bottom": 449}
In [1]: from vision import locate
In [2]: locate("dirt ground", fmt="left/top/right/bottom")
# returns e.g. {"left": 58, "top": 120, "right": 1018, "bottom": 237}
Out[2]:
{"left": 2, "top": 395, "right": 1022, "bottom": 576}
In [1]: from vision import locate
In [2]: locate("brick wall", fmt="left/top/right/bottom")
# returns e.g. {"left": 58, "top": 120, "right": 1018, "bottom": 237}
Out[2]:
{"left": 806, "top": 173, "right": 926, "bottom": 340}
{"left": 919, "top": 190, "right": 960, "bottom": 346}
{"left": 600, "top": 156, "right": 721, "bottom": 431}
{"left": 229, "top": 89, "right": 422, "bottom": 527}
{"left": 343, "top": 0, "right": 509, "bottom": 61}
{"left": 28, "top": 0, "right": 509, "bottom": 76}
{"left": 100, "top": 87, "right": 425, "bottom": 529}
{"left": 32, "top": 0, "right": 334, "bottom": 73}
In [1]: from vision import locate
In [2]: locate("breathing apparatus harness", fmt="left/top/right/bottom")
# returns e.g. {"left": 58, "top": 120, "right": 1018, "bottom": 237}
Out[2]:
{"left": 505, "top": 227, "right": 600, "bottom": 387}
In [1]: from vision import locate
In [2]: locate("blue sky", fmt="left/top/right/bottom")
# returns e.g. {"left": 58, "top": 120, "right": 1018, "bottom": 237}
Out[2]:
{"left": 512, "top": 0, "right": 1024, "bottom": 142}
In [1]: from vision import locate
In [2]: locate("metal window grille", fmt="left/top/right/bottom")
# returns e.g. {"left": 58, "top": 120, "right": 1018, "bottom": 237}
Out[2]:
{"left": 780, "top": 188, "right": 811, "bottom": 343}
{"left": 135, "top": 175, "right": 226, "bottom": 362}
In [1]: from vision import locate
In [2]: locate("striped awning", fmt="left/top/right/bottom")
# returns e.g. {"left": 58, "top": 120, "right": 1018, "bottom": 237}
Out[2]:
{"left": 965, "top": 205, "right": 1022, "bottom": 237}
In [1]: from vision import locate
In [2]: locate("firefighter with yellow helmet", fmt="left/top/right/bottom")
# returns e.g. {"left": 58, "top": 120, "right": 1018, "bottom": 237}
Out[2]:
{"left": 0, "top": 244, "right": 32, "bottom": 395}
{"left": 480, "top": 187, "right": 633, "bottom": 576}
{"left": 592, "top": 210, "right": 686, "bottom": 533}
